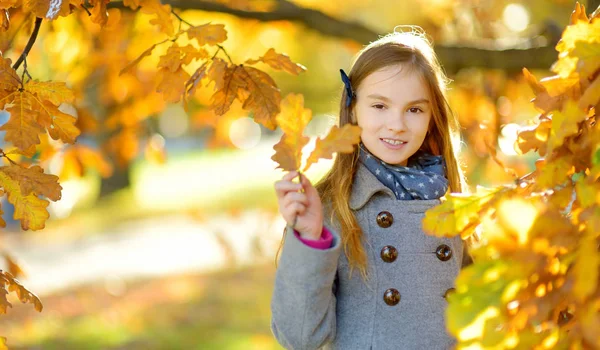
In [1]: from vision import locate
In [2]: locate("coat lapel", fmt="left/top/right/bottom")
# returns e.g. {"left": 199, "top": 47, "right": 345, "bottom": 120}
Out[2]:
{"left": 349, "top": 162, "right": 394, "bottom": 210}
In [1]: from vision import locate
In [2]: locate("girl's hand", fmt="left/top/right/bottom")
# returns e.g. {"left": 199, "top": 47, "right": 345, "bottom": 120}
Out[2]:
{"left": 274, "top": 171, "right": 324, "bottom": 240}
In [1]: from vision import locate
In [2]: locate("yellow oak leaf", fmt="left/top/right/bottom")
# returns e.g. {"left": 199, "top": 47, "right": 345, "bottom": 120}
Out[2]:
{"left": 206, "top": 58, "right": 229, "bottom": 91}
{"left": 276, "top": 93, "right": 312, "bottom": 135}
{"left": 245, "top": 48, "right": 306, "bottom": 76}
{"left": 239, "top": 66, "right": 280, "bottom": 130}
{"left": 1, "top": 92, "right": 45, "bottom": 151}
{"left": 548, "top": 100, "right": 587, "bottom": 152}
{"left": 271, "top": 94, "right": 312, "bottom": 171}
{"left": 572, "top": 40, "right": 600, "bottom": 79}
{"left": 515, "top": 119, "right": 551, "bottom": 156}
{"left": 210, "top": 65, "right": 247, "bottom": 116}
{"left": 0, "top": 171, "right": 50, "bottom": 231}
{"left": 23, "top": 0, "right": 71, "bottom": 20}
{"left": 89, "top": 0, "right": 109, "bottom": 26}
{"left": 303, "top": 124, "right": 361, "bottom": 172}
{"left": 537, "top": 155, "right": 574, "bottom": 188}
{"left": 580, "top": 75, "right": 600, "bottom": 110}
{"left": 572, "top": 230, "right": 599, "bottom": 302}
{"left": 187, "top": 23, "right": 227, "bottom": 46}
{"left": 569, "top": 2, "right": 588, "bottom": 24}
{"left": 423, "top": 186, "right": 506, "bottom": 239}
{"left": 185, "top": 62, "right": 208, "bottom": 104}
{"left": 158, "top": 43, "right": 208, "bottom": 73}
{"left": 156, "top": 67, "right": 191, "bottom": 103}
{"left": 1, "top": 271, "right": 42, "bottom": 312}
{"left": 25, "top": 80, "right": 74, "bottom": 106}
{"left": 522, "top": 68, "right": 565, "bottom": 113}
{"left": 38, "top": 101, "right": 80, "bottom": 144}
{"left": 0, "top": 54, "right": 20, "bottom": 95}
{"left": 0, "top": 165, "right": 62, "bottom": 201}
{"left": 120, "top": 43, "right": 158, "bottom": 76}
{"left": 272, "top": 134, "right": 310, "bottom": 171}
{"left": 140, "top": 0, "right": 174, "bottom": 36}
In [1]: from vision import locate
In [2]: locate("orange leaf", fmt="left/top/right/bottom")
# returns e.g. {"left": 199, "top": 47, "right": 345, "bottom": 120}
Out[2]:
{"left": 156, "top": 67, "right": 191, "bottom": 103}
{"left": 139, "top": 0, "right": 174, "bottom": 36}
{"left": 120, "top": 43, "right": 158, "bottom": 76}
{"left": 185, "top": 62, "right": 208, "bottom": 105}
{"left": 158, "top": 43, "right": 208, "bottom": 73}
{"left": 23, "top": 0, "right": 70, "bottom": 20}
{"left": 25, "top": 80, "right": 74, "bottom": 106}
{"left": 239, "top": 66, "right": 280, "bottom": 130}
{"left": 210, "top": 65, "right": 247, "bottom": 116}
{"left": 245, "top": 48, "right": 306, "bottom": 76}
{"left": 0, "top": 171, "right": 50, "bottom": 231}
{"left": 303, "top": 124, "right": 361, "bottom": 172}
{"left": 0, "top": 9, "right": 8, "bottom": 32}
{"left": 89, "top": 0, "right": 109, "bottom": 26}
{"left": 271, "top": 93, "right": 312, "bottom": 171}
{"left": 0, "top": 164, "right": 62, "bottom": 201}
{"left": 187, "top": 23, "right": 227, "bottom": 46}
{"left": 105, "top": 128, "right": 139, "bottom": 167}
{"left": 0, "top": 54, "right": 20, "bottom": 94}
{"left": 1, "top": 92, "right": 45, "bottom": 151}
{"left": 569, "top": 2, "right": 588, "bottom": 24}
{"left": 60, "top": 145, "right": 113, "bottom": 180}
{"left": 0, "top": 0, "right": 18, "bottom": 10}
{"left": 41, "top": 101, "right": 81, "bottom": 144}
{"left": 206, "top": 58, "right": 229, "bottom": 91}
{"left": 272, "top": 134, "right": 309, "bottom": 171}
{"left": 123, "top": 0, "right": 140, "bottom": 9}
{"left": 515, "top": 119, "right": 551, "bottom": 156}
{"left": 580, "top": 76, "right": 600, "bottom": 110}
{"left": 1, "top": 271, "right": 42, "bottom": 312}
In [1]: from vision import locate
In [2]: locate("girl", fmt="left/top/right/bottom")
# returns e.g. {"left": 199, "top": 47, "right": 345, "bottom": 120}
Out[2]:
{"left": 271, "top": 27, "right": 474, "bottom": 350}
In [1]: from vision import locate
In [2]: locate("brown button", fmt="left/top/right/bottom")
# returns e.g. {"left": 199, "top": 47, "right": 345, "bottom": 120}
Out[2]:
{"left": 436, "top": 244, "right": 453, "bottom": 261}
{"left": 376, "top": 211, "right": 393, "bottom": 228}
{"left": 383, "top": 288, "right": 401, "bottom": 306}
{"left": 380, "top": 246, "right": 398, "bottom": 263}
{"left": 444, "top": 288, "right": 456, "bottom": 300}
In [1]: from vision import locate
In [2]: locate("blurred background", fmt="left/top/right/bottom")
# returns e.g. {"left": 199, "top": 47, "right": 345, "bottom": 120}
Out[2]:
{"left": 0, "top": 0, "right": 592, "bottom": 348}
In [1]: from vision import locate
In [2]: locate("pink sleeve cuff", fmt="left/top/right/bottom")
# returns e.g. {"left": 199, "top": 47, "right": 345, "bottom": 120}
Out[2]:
{"left": 294, "top": 226, "right": 333, "bottom": 250}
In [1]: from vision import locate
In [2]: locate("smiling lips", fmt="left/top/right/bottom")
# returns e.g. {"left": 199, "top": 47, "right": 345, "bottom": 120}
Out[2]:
{"left": 381, "top": 138, "right": 406, "bottom": 146}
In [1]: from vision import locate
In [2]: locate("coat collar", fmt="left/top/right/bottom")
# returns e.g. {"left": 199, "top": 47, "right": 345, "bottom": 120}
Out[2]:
{"left": 349, "top": 161, "right": 394, "bottom": 210}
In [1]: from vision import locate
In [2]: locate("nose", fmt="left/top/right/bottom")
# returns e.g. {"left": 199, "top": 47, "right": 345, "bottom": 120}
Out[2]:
{"left": 387, "top": 110, "right": 407, "bottom": 132}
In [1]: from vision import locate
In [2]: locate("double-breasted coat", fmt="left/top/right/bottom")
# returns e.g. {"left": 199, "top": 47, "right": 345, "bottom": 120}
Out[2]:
{"left": 271, "top": 161, "right": 473, "bottom": 349}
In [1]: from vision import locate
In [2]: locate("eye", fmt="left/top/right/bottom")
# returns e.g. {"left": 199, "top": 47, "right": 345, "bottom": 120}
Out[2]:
{"left": 372, "top": 104, "right": 386, "bottom": 110}
{"left": 408, "top": 107, "right": 423, "bottom": 113}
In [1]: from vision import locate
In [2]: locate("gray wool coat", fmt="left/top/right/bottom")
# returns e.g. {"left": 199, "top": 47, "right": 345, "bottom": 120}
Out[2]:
{"left": 270, "top": 161, "right": 473, "bottom": 350}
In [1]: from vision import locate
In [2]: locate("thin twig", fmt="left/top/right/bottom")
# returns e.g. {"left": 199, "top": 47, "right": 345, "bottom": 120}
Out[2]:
{"left": 216, "top": 44, "right": 233, "bottom": 63}
{"left": 171, "top": 9, "right": 193, "bottom": 27}
{"left": 13, "top": 17, "right": 43, "bottom": 71}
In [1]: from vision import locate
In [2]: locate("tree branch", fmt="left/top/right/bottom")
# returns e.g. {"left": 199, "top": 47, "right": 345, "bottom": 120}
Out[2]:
{"left": 109, "top": 0, "right": 560, "bottom": 72}
{"left": 13, "top": 17, "right": 43, "bottom": 71}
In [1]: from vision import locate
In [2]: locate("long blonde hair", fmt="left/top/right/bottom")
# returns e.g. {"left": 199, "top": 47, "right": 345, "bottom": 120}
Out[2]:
{"left": 314, "top": 27, "right": 469, "bottom": 279}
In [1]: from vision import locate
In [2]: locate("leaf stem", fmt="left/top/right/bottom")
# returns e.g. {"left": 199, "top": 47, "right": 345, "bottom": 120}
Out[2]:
{"left": 171, "top": 9, "right": 193, "bottom": 27}
{"left": 13, "top": 17, "right": 43, "bottom": 71}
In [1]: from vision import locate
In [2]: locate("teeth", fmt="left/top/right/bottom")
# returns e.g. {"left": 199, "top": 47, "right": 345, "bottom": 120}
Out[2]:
{"left": 383, "top": 139, "right": 405, "bottom": 146}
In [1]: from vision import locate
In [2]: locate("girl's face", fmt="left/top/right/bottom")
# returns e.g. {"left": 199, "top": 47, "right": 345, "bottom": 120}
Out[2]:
{"left": 354, "top": 64, "right": 432, "bottom": 166}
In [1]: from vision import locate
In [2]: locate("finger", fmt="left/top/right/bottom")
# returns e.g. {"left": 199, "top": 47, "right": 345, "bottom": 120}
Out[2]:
{"left": 282, "top": 170, "right": 299, "bottom": 181}
{"left": 274, "top": 181, "right": 303, "bottom": 197}
{"left": 289, "top": 202, "right": 306, "bottom": 216}
{"left": 283, "top": 192, "right": 309, "bottom": 207}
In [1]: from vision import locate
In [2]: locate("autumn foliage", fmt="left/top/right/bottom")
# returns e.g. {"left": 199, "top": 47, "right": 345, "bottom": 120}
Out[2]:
{"left": 424, "top": 4, "right": 600, "bottom": 348}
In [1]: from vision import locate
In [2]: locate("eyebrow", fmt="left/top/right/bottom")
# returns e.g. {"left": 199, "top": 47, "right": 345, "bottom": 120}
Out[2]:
{"left": 366, "top": 94, "right": 430, "bottom": 105}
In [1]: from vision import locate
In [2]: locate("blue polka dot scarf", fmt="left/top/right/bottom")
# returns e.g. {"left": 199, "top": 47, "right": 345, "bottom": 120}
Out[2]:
{"left": 358, "top": 143, "right": 449, "bottom": 200}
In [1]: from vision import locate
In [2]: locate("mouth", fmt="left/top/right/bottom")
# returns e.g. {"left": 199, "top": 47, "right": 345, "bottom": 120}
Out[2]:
{"left": 380, "top": 138, "right": 407, "bottom": 149}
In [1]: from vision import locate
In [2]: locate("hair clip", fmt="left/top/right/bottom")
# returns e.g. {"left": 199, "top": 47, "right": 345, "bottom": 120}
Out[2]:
{"left": 340, "top": 69, "right": 356, "bottom": 107}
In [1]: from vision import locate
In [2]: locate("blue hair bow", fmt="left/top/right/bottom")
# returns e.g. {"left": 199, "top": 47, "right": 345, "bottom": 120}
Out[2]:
{"left": 340, "top": 69, "right": 355, "bottom": 107}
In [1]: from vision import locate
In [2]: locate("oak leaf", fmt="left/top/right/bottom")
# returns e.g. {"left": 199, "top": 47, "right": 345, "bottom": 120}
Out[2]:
{"left": 139, "top": 0, "right": 174, "bottom": 36}
{"left": 187, "top": 23, "right": 227, "bottom": 46}
{"left": 303, "top": 124, "right": 361, "bottom": 172}
{"left": 120, "top": 43, "right": 158, "bottom": 76}
{"left": 0, "top": 271, "right": 42, "bottom": 313}
{"left": 0, "top": 171, "right": 51, "bottom": 231}
{"left": 423, "top": 186, "right": 507, "bottom": 239}
{"left": 246, "top": 48, "right": 306, "bottom": 76}
{"left": 0, "top": 164, "right": 62, "bottom": 201}
{"left": 156, "top": 67, "right": 191, "bottom": 103}
{"left": 158, "top": 44, "right": 208, "bottom": 73}
{"left": 24, "top": 0, "right": 71, "bottom": 20}
{"left": 239, "top": 66, "right": 280, "bottom": 130}
{"left": 271, "top": 94, "right": 312, "bottom": 171}
{"left": 60, "top": 144, "right": 113, "bottom": 180}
